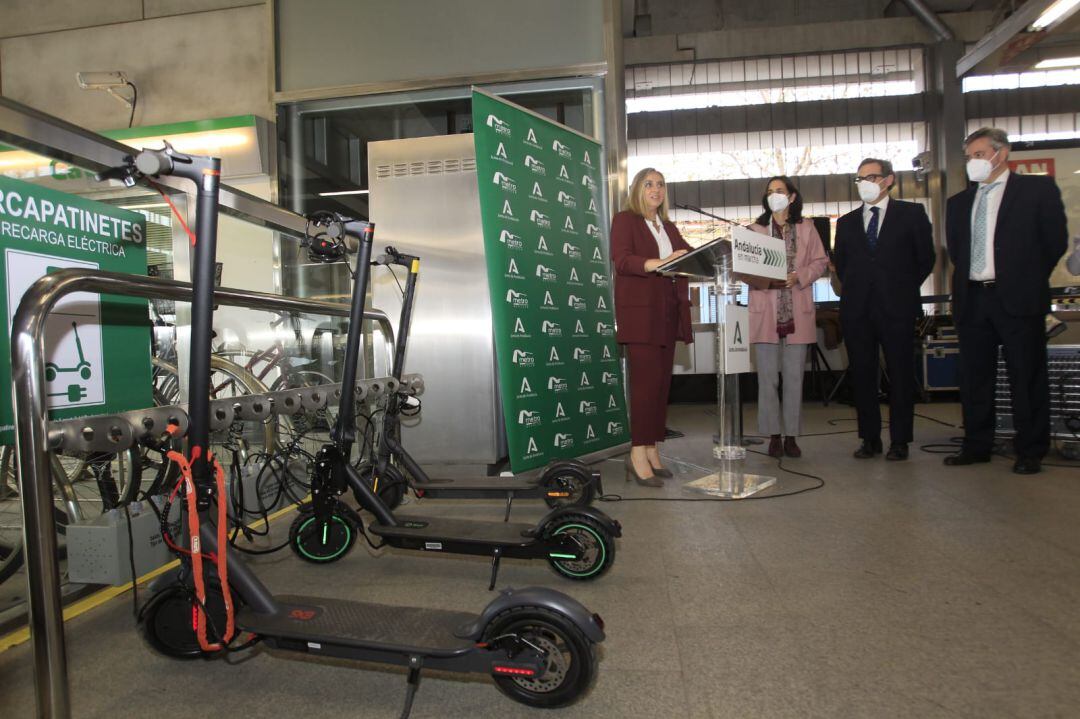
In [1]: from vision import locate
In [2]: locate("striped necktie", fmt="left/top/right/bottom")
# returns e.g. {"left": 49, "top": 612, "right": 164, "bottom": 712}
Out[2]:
{"left": 970, "top": 184, "right": 998, "bottom": 276}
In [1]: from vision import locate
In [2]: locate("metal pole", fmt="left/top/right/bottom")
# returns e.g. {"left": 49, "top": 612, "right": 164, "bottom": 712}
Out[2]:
{"left": 11, "top": 269, "right": 395, "bottom": 719}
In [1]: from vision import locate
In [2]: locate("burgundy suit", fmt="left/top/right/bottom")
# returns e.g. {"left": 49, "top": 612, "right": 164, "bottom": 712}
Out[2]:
{"left": 611, "top": 210, "right": 693, "bottom": 445}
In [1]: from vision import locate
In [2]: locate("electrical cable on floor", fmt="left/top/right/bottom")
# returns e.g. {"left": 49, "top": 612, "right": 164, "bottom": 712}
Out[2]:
{"left": 122, "top": 503, "right": 139, "bottom": 618}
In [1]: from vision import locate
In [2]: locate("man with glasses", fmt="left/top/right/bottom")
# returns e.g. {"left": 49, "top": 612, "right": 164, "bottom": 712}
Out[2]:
{"left": 834, "top": 158, "right": 934, "bottom": 462}
{"left": 945, "top": 128, "right": 1067, "bottom": 475}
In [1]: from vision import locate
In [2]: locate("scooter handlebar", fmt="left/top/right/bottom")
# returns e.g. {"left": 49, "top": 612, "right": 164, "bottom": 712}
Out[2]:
{"left": 134, "top": 148, "right": 174, "bottom": 177}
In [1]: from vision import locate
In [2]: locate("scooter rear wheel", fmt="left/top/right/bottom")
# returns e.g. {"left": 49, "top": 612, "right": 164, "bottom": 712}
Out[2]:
{"left": 139, "top": 582, "right": 237, "bottom": 659}
{"left": 545, "top": 514, "right": 615, "bottom": 581}
{"left": 289, "top": 510, "right": 356, "bottom": 563}
{"left": 354, "top": 463, "right": 407, "bottom": 510}
{"left": 484, "top": 606, "right": 597, "bottom": 708}
{"left": 540, "top": 463, "right": 595, "bottom": 509}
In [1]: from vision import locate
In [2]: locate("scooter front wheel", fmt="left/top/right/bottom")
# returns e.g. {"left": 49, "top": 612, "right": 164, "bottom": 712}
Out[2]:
{"left": 139, "top": 582, "right": 237, "bottom": 659}
{"left": 289, "top": 510, "right": 356, "bottom": 563}
{"left": 484, "top": 606, "right": 597, "bottom": 708}
{"left": 541, "top": 463, "right": 595, "bottom": 509}
{"left": 545, "top": 514, "right": 615, "bottom": 581}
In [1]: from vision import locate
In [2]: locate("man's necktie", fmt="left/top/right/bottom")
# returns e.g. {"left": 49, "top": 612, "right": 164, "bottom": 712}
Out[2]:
{"left": 867, "top": 206, "right": 880, "bottom": 252}
{"left": 971, "top": 184, "right": 998, "bottom": 276}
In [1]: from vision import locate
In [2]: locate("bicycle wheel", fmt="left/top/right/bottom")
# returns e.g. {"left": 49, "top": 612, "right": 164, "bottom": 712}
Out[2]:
{"left": 0, "top": 445, "right": 72, "bottom": 585}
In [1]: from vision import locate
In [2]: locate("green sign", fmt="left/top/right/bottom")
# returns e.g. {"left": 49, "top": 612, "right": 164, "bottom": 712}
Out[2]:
{"left": 0, "top": 176, "right": 151, "bottom": 444}
{"left": 472, "top": 90, "right": 629, "bottom": 471}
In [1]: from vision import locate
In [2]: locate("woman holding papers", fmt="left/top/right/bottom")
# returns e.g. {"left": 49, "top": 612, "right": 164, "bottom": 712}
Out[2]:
{"left": 744, "top": 176, "right": 828, "bottom": 458}
{"left": 611, "top": 167, "right": 694, "bottom": 487}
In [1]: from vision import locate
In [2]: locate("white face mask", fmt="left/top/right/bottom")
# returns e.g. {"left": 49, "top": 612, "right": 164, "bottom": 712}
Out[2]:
{"left": 966, "top": 151, "right": 999, "bottom": 183}
{"left": 857, "top": 179, "right": 883, "bottom": 204}
{"left": 767, "top": 193, "right": 790, "bottom": 212}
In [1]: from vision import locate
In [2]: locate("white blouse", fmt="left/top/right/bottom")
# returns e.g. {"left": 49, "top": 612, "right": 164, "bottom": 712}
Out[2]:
{"left": 645, "top": 216, "right": 673, "bottom": 258}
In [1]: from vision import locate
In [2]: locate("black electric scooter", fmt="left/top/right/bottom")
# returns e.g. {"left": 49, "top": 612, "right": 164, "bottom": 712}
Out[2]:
{"left": 119, "top": 149, "right": 606, "bottom": 716}
{"left": 288, "top": 217, "right": 621, "bottom": 588}
{"left": 360, "top": 246, "right": 600, "bottom": 518}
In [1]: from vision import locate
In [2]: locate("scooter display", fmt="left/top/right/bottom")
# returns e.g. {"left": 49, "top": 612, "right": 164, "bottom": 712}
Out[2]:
{"left": 116, "top": 148, "right": 607, "bottom": 716}
{"left": 361, "top": 245, "right": 600, "bottom": 518}
{"left": 288, "top": 216, "right": 621, "bottom": 588}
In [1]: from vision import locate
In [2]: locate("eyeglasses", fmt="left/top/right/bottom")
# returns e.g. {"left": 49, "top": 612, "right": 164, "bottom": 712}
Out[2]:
{"left": 854, "top": 174, "right": 884, "bottom": 183}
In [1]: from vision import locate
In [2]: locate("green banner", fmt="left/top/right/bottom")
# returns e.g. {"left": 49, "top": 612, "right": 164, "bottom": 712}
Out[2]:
{"left": 0, "top": 176, "right": 151, "bottom": 444}
{"left": 472, "top": 90, "right": 629, "bottom": 471}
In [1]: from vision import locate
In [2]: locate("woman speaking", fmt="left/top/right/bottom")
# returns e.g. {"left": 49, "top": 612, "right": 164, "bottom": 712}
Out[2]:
{"left": 611, "top": 168, "right": 693, "bottom": 487}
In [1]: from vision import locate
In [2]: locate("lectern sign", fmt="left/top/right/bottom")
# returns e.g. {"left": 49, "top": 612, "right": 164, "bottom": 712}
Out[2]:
{"left": 723, "top": 305, "right": 751, "bottom": 374}
{"left": 731, "top": 225, "right": 786, "bottom": 280}
{"left": 472, "top": 89, "right": 628, "bottom": 472}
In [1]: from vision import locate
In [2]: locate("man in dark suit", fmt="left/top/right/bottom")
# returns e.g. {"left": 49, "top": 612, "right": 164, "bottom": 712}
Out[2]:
{"left": 945, "top": 128, "right": 1067, "bottom": 474}
{"left": 834, "top": 158, "right": 935, "bottom": 461}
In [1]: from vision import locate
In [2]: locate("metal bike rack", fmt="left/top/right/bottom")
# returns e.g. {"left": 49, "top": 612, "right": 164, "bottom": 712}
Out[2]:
{"left": 11, "top": 268, "right": 398, "bottom": 719}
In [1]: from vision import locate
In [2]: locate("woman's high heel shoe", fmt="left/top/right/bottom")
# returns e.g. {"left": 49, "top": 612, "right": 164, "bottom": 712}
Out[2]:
{"left": 651, "top": 466, "right": 673, "bottom": 479}
{"left": 625, "top": 457, "right": 663, "bottom": 487}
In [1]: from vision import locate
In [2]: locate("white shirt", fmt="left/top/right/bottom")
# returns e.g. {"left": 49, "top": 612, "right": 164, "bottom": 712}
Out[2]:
{"left": 862, "top": 194, "right": 889, "bottom": 233}
{"left": 645, "top": 216, "right": 673, "bottom": 258}
{"left": 969, "top": 169, "right": 1009, "bottom": 281}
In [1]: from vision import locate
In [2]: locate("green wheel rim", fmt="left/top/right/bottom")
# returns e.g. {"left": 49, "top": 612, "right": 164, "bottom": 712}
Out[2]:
{"left": 295, "top": 515, "right": 352, "bottom": 561}
{"left": 551, "top": 523, "right": 606, "bottom": 577}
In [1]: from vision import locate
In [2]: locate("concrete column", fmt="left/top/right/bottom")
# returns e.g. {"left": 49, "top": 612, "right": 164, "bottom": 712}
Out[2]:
{"left": 603, "top": 0, "right": 628, "bottom": 218}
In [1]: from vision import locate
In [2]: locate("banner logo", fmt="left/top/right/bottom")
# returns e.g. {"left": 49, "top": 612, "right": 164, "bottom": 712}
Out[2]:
{"left": 607, "top": 394, "right": 619, "bottom": 410}
{"left": 590, "top": 272, "right": 608, "bottom": 287}
{"left": 568, "top": 267, "right": 581, "bottom": 284}
{"left": 553, "top": 432, "right": 574, "bottom": 448}
{"left": 506, "top": 289, "right": 528, "bottom": 308}
{"left": 596, "top": 321, "right": 614, "bottom": 336}
{"left": 505, "top": 257, "right": 523, "bottom": 279}
{"left": 518, "top": 410, "right": 542, "bottom": 427}
{"left": 541, "top": 320, "right": 562, "bottom": 337}
{"left": 562, "top": 242, "right": 582, "bottom": 260}
{"left": 552, "top": 139, "right": 572, "bottom": 159}
{"left": 586, "top": 223, "right": 600, "bottom": 239}
{"left": 548, "top": 376, "right": 568, "bottom": 392}
{"left": 499, "top": 229, "right": 523, "bottom": 249}
{"left": 486, "top": 114, "right": 511, "bottom": 136}
{"left": 557, "top": 190, "right": 577, "bottom": 209}
{"left": 554, "top": 402, "right": 568, "bottom": 421}
{"left": 535, "top": 264, "right": 557, "bottom": 282}
{"left": 511, "top": 349, "right": 535, "bottom": 367}
{"left": 601, "top": 371, "right": 619, "bottom": 386}
{"left": 530, "top": 181, "right": 546, "bottom": 201}
{"left": 596, "top": 296, "right": 608, "bottom": 311}
{"left": 563, "top": 216, "right": 577, "bottom": 233}
{"left": 492, "top": 142, "right": 511, "bottom": 165}
{"left": 511, "top": 317, "right": 529, "bottom": 337}
{"left": 580, "top": 400, "right": 598, "bottom": 416}
{"left": 536, "top": 235, "right": 551, "bottom": 255}
{"left": 499, "top": 199, "right": 517, "bottom": 222}
{"left": 587, "top": 197, "right": 599, "bottom": 214}
{"left": 573, "top": 347, "right": 592, "bottom": 363}
{"left": 574, "top": 319, "right": 587, "bottom": 336}
{"left": 524, "top": 127, "right": 541, "bottom": 148}
{"left": 529, "top": 210, "right": 551, "bottom": 229}
{"left": 606, "top": 421, "right": 624, "bottom": 436}
{"left": 582, "top": 150, "right": 593, "bottom": 167}
{"left": 602, "top": 345, "right": 614, "bottom": 361}
{"left": 581, "top": 175, "right": 597, "bottom": 190}
{"left": 493, "top": 171, "right": 517, "bottom": 193}
{"left": 568, "top": 294, "right": 586, "bottom": 311}
{"left": 518, "top": 377, "right": 536, "bottom": 398}
{"left": 524, "top": 155, "right": 546, "bottom": 175}
{"left": 591, "top": 246, "right": 604, "bottom": 263}
{"left": 525, "top": 436, "right": 539, "bottom": 454}
{"left": 557, "top": 165, "right": 572, "bottom": 183}
{"left": 579, "top": 371, "right": 592, "bottom": 388}
{"left": 585, "top": 424, "right": 597, "bottom": 440}
{"left": 548, "top": 346, "right": 562, "bottom": 364}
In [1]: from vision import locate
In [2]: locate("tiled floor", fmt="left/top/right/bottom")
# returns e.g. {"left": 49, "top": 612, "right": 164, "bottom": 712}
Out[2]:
{"left": 2, "top": 401, "right": 1079, "bottom": 718}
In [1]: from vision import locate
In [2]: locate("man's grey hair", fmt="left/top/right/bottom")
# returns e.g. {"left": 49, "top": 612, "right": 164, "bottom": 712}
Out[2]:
{"left": 964, "top": 127, "right": 1011, "bottom": 151}
{"left": 858, "top": 157, "right": 894, "bottom": 177}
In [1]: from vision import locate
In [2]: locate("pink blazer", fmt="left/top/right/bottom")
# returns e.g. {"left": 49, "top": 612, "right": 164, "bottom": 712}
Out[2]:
{"left": 745, "top": 220, "right": 828, "bottom": 345}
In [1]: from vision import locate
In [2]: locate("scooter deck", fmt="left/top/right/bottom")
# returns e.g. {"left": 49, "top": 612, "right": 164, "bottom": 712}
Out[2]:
{"left": 411, "top": 476, "right": 539, "bottom": 494}
{"left": 369, "top": 516, "right": 535, "bottom": 546}
{"left": 237, "top": 595, "right": 477, "bottom": 656}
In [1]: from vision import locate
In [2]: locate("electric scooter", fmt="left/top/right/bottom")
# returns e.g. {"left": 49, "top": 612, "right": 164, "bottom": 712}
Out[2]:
{"left": 117, "top": 147, "right": 607, "bottom": 716}
{"left": 361, "top": 245, "right": 600, "bottom": 517}
{"left": 288, "top": 215, "right": 621, "bottom": 588}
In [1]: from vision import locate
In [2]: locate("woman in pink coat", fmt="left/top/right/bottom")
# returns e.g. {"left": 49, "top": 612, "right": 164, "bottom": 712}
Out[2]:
{"left": 744, "top": 176, "right": 828, "bottom": 458}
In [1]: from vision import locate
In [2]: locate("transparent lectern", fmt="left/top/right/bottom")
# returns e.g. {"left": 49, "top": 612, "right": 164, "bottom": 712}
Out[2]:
{"left": 657, "top": 238, "right": 777, "bottom": 498}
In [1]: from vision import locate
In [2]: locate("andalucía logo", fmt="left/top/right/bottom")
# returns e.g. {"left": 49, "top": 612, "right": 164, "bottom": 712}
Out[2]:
{"left": 587, "top": 197, "right": 599, "bottom": 215}
{"left": 553, "top": 402, "right": 569, "bottom": 423}
{"left": 585, "top": 424, "right": 598, "bottom": 441}
{"left": 518, "top": 376, "right": 537, "bottom": 398}
{"left": 568, "top": 294, "right": 587, "bottom": 311}
{"left": 530, "top": 209, "right": 551, "bottom": 229}
{"left": 524, "top": 127, "right": 541, "bottom": 149}
{"left": 557, "top": 190, "right": 577, "bottom": 209}
{"left": 541, "top": 290, "right": 556, "bottom": 310}
{"left": 582, "top": 150, "right": 593, "bottom": 168}
{"left": 536, "top": 235, "right": 552, "bottom": 255}
{"left": 596, "top": 296, "right": 608, "bottom": 311}
{"left": 573, "top": 347, "right": 592, "bottom": 363}
{"left": 506, "top": 289, "right": 529, "bottom": 308}
{"left": 524, "top": 436, "right": 541, "bottom": 457}
{"left": 552, "top": 139, "right": 572, "bottom": 159}
{"left": 557, "top": 165, "right": 573, "bottom": 184}
{"left": 601, "top": 371, "right": 620, "bottom": 386}
{"left": 596, "top": 321, "right": 614, "bottom": 336}
{"left": 548, "top": 376, "right": 569, "bottom": 392}
{"left": 535, "top": 263, "right": 557, "bottom": 282}
{"left": 511, "top": 317, "right": 530, "bottom": 338}
{"left": 524, "top": 155, "right": 546, "bottom": 175}
{"left": 567, "top": 267, "right": 582, "bottom": 285}
{"left": 492, "top": 142, "right": 512, "bottom": 165}
{"left": 563, "top": 216, "right": 577, "bottom": 234}
{"left": 590, "top": 246, "right": 604, "bottom": 264}
{"left": 591, "top": 272, "right": 609, "bottom": 288}
{"left": 486, "top": 114, "right": 511, "bottom": 136}
{"left": 518, "top": 409, "right": 542, "bottom": 427}
{"left": 499, "top": 199, "right": 517, "bottom": 222}
{"left": 601, "top": 345, "right": 615, "bottom": 361}
{"left": 579, "top": 371, "right": 593, "bottom": 389}
{"left": 573, "top": 319, "right": 588, "bottom": 337}
{"left": 493, "top": 171, "right": 517, "bottom": 193}
{"left": 530, "top": 181, "right": 546, "bottom": 202}
{"left": 541, "top": 319, "right": 562, "bottom": 337}
{"left": 607, "top": 393, "right": 619, "bottom": 410}
{"left": 512, "top": 349, "right": 535, "bottom": 367}
{"left": 547, "top": 346, "right": 563, "bottom": 365}
{"left": 579, "top": 400, "right": 598, "bottom": 416}
{"left": 505, "top": 257, "right": 524, "bottom": 279}
{"left": 499, "top": 229, "right": 523, "bottom": 249}
{"left": 562, "top": 242, "right": 582, "bottom": 260}
{"left": 586, "top": 223, "right": 600, "bottom": 239}
{"left": 553, "top": 432, "right": 574, "bottom": 449}
{"left": 606, "top": 421, "right": 625, "bottom": 436}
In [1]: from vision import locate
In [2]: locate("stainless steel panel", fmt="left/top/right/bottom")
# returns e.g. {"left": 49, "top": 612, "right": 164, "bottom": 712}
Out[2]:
{"left": 369, "top": 135, "right": 504, "bottom": 464}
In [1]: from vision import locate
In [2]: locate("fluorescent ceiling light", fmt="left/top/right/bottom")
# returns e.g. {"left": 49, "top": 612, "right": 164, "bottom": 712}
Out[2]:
{"left": 1032, "top": 0, "right": 1080, "bottom": 30}
{"left": 317, "top": 189, "right": 368, "bottom": 196}
{"left": 1034, "top": 55, "right": 1080, "bottom": 68}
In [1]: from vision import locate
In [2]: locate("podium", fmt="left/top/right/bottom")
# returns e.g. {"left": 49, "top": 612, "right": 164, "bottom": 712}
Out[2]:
{"left": 657, "top": 234, "right": 777, "bottom": 498}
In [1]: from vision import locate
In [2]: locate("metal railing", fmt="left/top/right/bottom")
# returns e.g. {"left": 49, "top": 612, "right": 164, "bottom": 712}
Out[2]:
{"left": 11, "top": 269, "right": 394, "bottom": 719}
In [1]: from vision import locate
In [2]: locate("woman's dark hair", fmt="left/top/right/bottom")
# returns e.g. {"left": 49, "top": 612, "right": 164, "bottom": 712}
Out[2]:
{"left": 755, "top": 175, "right": 804, "bottom": 227}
